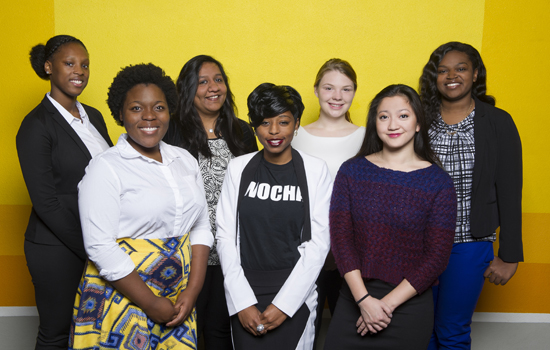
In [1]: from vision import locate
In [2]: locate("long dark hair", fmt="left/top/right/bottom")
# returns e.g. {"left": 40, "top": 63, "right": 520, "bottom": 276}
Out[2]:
{"left": 171, "top": 55, "right": 249, "bottom": 158}
{"left": 419, "top": 41, "right": 495, "bottom": 125}
{"left": 356, "top": 84, "right": 440, "bottom": 165}
{"left": 313, "top": 58, "right": 357, "bottom": 123}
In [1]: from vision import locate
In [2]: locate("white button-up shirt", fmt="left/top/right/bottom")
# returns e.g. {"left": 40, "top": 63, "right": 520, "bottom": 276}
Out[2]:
{"left": 46, "top": 93, "right": 110, "bottom": 157}
{"left": 78, "top": 134, "right": 212, "bottom": 281}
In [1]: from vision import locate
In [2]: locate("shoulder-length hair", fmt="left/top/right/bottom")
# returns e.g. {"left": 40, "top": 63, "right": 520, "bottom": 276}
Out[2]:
{"left": 313, "top": 58, "right": 357, "bottom": 123}
{"left": 356, "top": 84, "right": 440, "bottom": 165}
{"left": 419, "top": 41, "right": 495, "bottom": 125}
{"left": 172, "top": 55, "right": 249, "bottom": 158}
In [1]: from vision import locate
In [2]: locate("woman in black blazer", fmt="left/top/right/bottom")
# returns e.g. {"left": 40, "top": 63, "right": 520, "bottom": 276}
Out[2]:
{"left": 16, "top": 35, "right": 112, "bottom": 350}
{"left": 419, "top": 42, "right": 523, "bottom": 350}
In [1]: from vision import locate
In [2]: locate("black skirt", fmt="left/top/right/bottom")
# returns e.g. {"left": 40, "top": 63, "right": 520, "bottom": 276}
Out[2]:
{"left": 231, "top": 268, "right": 311, "bottom": 350}
{"left": 324, "top": 279, "right": 433, "bottom": 350}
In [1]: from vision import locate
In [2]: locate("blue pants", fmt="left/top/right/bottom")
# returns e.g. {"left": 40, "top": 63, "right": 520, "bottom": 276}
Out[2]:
{"left": 428, "top": 242, "right": 494, "bottom": 350}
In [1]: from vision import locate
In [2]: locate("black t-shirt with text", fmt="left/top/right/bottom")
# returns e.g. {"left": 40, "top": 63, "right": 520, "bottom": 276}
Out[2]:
{"left": 239, "top": 158, "right": 304, "bottom": 271}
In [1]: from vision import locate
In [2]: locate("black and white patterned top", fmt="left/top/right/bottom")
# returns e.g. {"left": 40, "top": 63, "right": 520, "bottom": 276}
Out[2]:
{"left": 429, "top": 110, "right": 496, "bottom": 243}
{"left": 199, "top": 138, "right": 235, "bottom": 265}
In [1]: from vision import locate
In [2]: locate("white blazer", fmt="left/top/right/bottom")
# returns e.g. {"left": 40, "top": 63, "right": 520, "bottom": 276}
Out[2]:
{"left": 216, "top": 149, "right": 332, "bottom": 317}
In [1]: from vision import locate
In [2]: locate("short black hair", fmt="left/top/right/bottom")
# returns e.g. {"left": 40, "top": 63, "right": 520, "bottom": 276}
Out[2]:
{"left": 29, "top": 35, "right": 87, "bottom": 80}
{"left": 107, "top": 63, "right": 177, "bottom": 126}
{"left": 247, "top": 83, "right": 304, "bottom": 129}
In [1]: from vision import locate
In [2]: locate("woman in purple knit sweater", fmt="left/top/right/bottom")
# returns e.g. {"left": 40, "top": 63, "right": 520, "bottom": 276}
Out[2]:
{"left": 324, "top": 84, "right": 456, "bottom": 349}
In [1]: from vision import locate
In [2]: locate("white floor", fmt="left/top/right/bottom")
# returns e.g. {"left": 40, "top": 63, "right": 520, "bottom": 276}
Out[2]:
{"left": 317, "top": 318, "right": 550, "bottom": 349}
{"left": 2, "top": 315, "right": 549, "bottom": 349}
{"left": 315, "top": 314, "right": 550, "bottom": 350}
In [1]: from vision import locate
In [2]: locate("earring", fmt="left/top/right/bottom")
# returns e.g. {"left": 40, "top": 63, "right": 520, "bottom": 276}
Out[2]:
{"left": 46, "top": 71, "right": 51, "bottom": 74}
{"left": 294, "top": 130, "right": 298, "bottom": 136}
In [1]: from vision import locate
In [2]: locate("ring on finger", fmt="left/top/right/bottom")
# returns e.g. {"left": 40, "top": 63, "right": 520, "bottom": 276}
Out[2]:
{"left": 256, "top": 324, "right": 264, "bottom": 332}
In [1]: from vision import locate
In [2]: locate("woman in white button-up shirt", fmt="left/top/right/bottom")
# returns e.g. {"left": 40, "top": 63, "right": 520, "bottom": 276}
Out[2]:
{"left": 70, "top": 64, "right": 212, "bottom": 350}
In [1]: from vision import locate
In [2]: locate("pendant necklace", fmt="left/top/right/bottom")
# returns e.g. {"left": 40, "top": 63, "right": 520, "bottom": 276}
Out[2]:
{"left": 444, "top": 99, "right": 473, "bottom": 136}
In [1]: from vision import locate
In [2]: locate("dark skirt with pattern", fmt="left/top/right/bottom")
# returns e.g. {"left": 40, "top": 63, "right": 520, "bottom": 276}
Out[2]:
{"left": 69, "top": 235, "right": 196, "bottom": 350}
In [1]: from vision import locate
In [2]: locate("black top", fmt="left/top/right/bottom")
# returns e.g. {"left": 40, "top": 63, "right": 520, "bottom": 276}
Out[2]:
{"left": 468, "top": 97, "right": 523, "bottom": 262}
{"left": 239, "top": 158, "right": 304, "bottom": 271}
{"left": 16, "top": 96, "right": 113, "bottom": 260}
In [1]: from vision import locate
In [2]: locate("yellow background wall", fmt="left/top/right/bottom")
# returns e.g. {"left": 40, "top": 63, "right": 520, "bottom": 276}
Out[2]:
{"left": 1, "top": 0, "right": 548, "bottom": 314}
{"left": 475, "top": 0, "right": 550, "bottom": 312}
{"left": 1, "top": 0, "right": 54, "bottom": 306}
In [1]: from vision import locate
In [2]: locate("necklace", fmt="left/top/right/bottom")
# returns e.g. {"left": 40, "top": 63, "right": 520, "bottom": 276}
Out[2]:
{"left": 208, "top": 128, "right": 213, "bottom": 133}
{"left": 443, "top": 99, "right": 474, "bottom": 136}
{"left": 445, "top": 122, "right": 459, "bottom": 135}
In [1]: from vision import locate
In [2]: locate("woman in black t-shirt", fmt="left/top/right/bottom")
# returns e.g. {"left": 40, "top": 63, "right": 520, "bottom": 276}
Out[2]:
{"left": 216, "top": 83, "right": 332, "bottom": 350}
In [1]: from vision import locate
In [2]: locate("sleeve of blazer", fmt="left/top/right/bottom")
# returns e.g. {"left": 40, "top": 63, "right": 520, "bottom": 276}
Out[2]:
{"left": 216, "top": 154, "right": 258, "bottom": 316}
{"left": 271, "top": 155, "right": 332, "bottom": 317}
{"left": 85, "top": 105, "right": 113, "bottom": 147}
{"left": 495, "top": 110, "right": 523, "bottom": 262}
{"left": 16, "top": 111, "right": 87, "bottom": 259}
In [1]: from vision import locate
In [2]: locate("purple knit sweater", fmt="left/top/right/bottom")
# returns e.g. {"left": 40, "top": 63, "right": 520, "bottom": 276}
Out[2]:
{"left": 330, "top": 157, "right": 457, "bottom": 294}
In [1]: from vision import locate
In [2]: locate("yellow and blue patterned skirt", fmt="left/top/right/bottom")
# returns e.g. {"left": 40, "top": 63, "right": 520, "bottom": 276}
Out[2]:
{"left": 69, "top": 235, "right": 197, "bottom": 350}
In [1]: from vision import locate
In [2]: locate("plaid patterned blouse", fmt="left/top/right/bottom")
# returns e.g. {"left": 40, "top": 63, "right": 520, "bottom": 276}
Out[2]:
{"left": 429, "top": 110, "right": 496, "bottom": 243}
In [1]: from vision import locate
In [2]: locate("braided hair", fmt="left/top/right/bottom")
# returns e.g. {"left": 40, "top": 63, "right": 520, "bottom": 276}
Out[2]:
{"left": 29, "top": 35, "right": 87, "bottom": 80}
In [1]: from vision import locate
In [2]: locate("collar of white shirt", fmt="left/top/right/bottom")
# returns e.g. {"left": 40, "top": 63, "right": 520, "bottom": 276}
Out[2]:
{"left": 117, "top": 134, "right": 180, "bottom": 165}
{"left": 46, "top": 92, "right": 89, "bottom": 126}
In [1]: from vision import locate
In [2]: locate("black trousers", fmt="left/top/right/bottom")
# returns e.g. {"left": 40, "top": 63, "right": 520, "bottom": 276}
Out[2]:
{"left": 25, "top": 240, "right": 85, "bottom": 350}
{"left": 196, "top": 265, "right": 233, "bottom": 350}
{"left": 324, "top": 279, "right": 433, "bottom": 350}
{"left": 313, "top": 269, "right": 342, "bottom": 347}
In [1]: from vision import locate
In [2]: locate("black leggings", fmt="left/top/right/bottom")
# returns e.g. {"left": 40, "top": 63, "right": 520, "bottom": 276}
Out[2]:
{"left": 324, "top": 279, "right": 433, "bottom": 350}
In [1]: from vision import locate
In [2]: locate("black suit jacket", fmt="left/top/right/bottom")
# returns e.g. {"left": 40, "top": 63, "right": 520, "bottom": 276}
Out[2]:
{"left": 16, "top": 96, "right": 113, "bottom": 261}
{"left": 470, "top": 97, "right": 523, "bottom": 262}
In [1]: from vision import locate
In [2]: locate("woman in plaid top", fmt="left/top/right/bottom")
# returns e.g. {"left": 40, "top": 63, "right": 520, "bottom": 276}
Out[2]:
{"left": 420, "top": 41, "right": 523, "bottom": 350}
